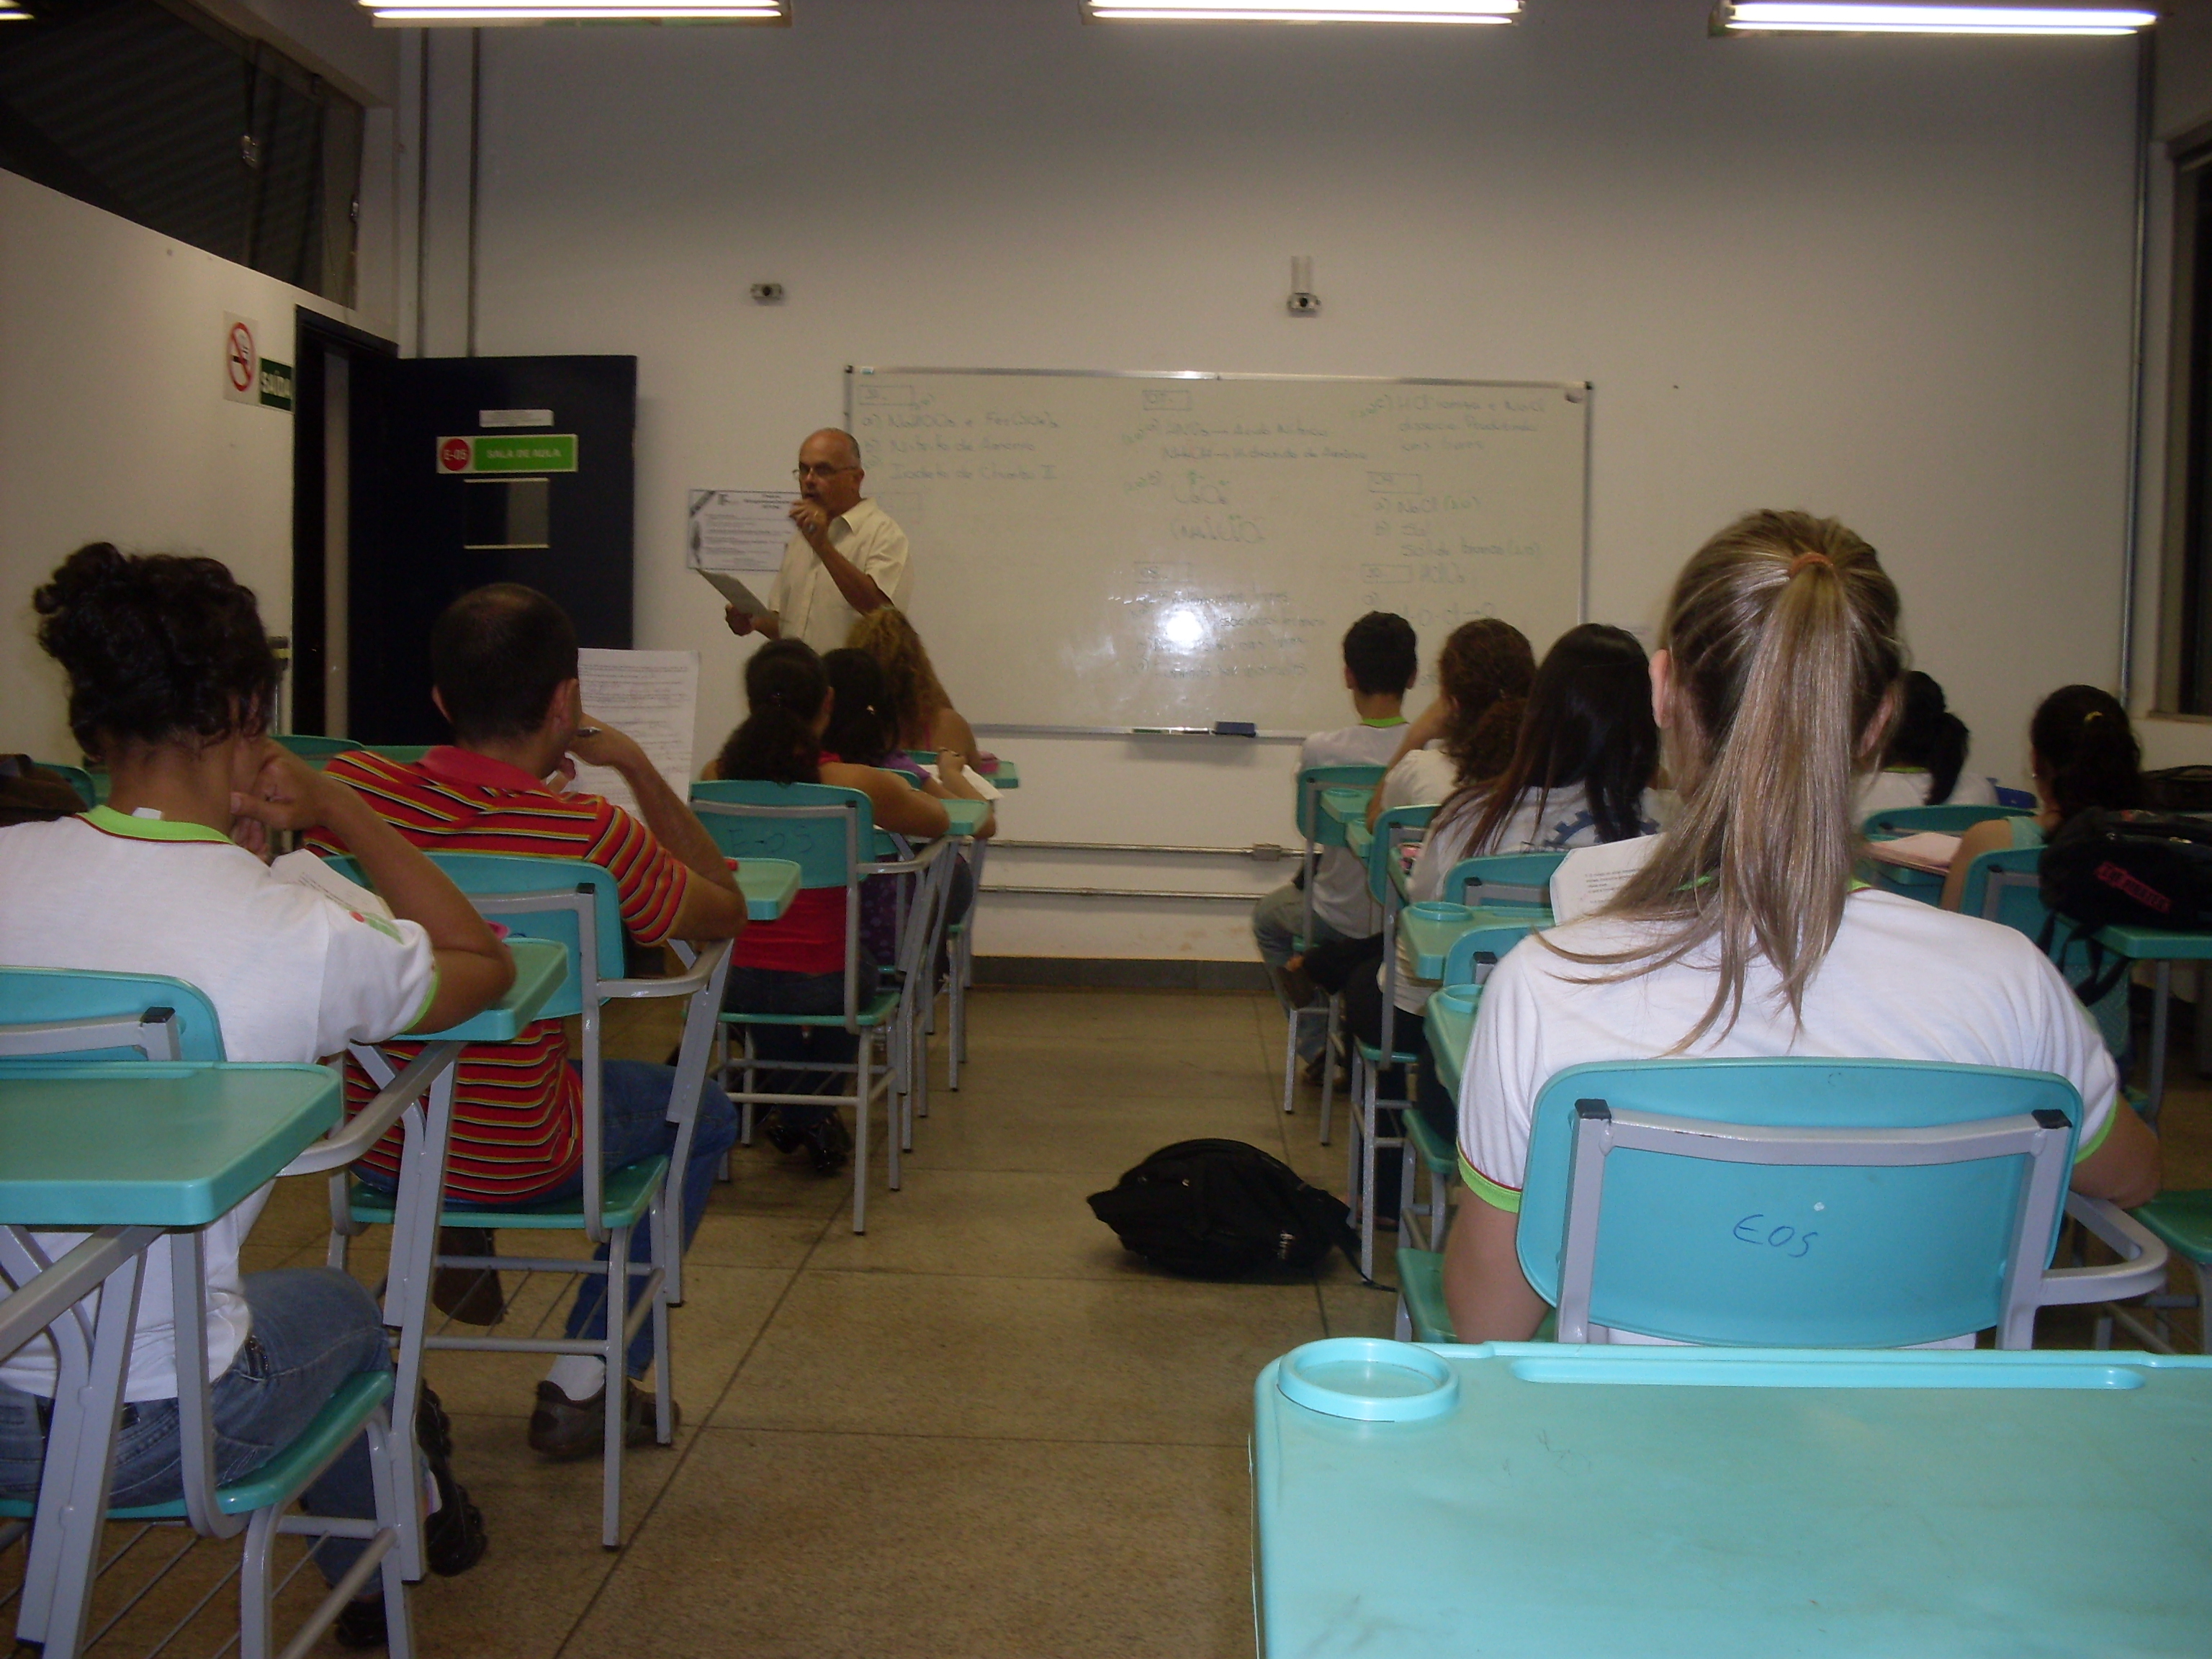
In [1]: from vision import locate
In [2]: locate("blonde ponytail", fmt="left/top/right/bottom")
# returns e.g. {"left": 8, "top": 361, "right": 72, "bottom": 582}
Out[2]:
{"left": 1556, "top": 511, "right": 1903, "bottom": 1047}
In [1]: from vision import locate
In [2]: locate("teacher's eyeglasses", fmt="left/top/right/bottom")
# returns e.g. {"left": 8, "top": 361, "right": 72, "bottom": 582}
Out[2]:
{"left": 793, "top": 463, "right": 856, "bottom": 480}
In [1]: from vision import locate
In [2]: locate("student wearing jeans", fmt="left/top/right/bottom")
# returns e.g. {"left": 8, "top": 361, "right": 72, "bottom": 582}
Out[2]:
{"left": 1251, "top": 613, "right": 1423, "bottom": 1071}
{"left": 308, "top": 583, "right": 748, "bottom": 1461}
{"left": 1446, "top": 511, "right": 2162, "bottom": 1343}
{"left": 0, "top": 544, "right": 512, "bottom": 1648}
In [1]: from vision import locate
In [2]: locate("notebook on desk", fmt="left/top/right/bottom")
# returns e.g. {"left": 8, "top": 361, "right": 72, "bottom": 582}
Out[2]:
{"left": 1864, "top": 831, "right": 1962, "bottom": 876}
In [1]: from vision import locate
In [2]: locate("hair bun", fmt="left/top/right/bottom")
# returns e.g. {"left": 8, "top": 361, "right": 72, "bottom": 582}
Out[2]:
{"left": 32, "top": 542, "right": 128, "bottom": 616}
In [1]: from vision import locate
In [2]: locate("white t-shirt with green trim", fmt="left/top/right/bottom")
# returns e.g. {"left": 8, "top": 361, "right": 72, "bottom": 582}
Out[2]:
{"left": 1457, "top": 886, "right": 2118, "bottom": 1217}
{"left": 0, "top": 806, "right": 436, "bottom": 1402}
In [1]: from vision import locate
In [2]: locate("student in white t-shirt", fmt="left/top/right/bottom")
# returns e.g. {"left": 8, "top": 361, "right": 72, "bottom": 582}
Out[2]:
{"left": 1446, "top": 511, "right": 2161, "bottom": 1343}
{"left": 1854, "top": 669, "right": 1998, "bottom": 820}
{"left": 1346, "top": 624, "right": 1659, "bottom": 1138}
{"left": 1253, "top": 612, "right": 1420, "bottom": 1069}
{"left": 0, "top": 543, "right": 513, "bottom": 1642}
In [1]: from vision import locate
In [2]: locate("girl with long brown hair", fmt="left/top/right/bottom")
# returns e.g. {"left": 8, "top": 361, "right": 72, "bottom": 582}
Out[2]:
{"left": 1442, "top": 511, "right": 2159, "bottom": 1341}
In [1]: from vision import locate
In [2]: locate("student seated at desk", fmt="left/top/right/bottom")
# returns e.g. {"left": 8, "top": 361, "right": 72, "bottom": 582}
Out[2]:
{"left": 0, "top": 544, "right": 510, "bottom": 1645}
{"left": 1363, "top": 616, "right": 1534, "bottom": 832}
{"left": 846, "top": 606, "right": 983, "bottom": 761}
{"left": 821, "top": 647, "right": 989, "bottom": 963}
{"left": 1941, "top": 683, "right": 2144, "bottom": 1060}
{"left": 1250, "top": 611, "right": 1419, "bottom": 1071}
{"left": 1446, "top": 512, "right": 2161, "bottom": 1344}
{"left": 1345, "top": 624, "right": 1658, "bottom": 1138}
{"left": 1856, "top": 669, "right": 1996, "bottom": 819}
{"left": 712, "top": 641, "right": 952, "bottom": 1172}
{"left": 309, "top": 583, "right": 745, "bottom": 1460}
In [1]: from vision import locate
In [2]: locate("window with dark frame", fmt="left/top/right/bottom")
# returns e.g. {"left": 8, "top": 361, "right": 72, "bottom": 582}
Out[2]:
{"left": 0, "top": 0, "right": 364, "bottom": 306}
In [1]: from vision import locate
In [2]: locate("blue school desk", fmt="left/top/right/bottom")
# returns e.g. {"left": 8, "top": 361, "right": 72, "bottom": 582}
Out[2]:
{"left": 1253, "top": 1339, "right": 2212, "bottom": 1659}
{"left": 1397, "top": 904, "right": 1554, "bottom": 982}
{"left": 2085, "top": 921, "right": 2212, "bottom": 1127}
{"left": 902, "top": 753, "right": 1020, "bottom": 790}
{"left": 734, "top": 857, "right": 802, "bottom": 921}
{"left": 0, "top": 1063, "right": 343, "bottom": 1656}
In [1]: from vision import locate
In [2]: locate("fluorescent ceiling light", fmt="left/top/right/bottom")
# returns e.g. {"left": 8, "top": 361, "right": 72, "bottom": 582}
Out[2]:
{"left": 1716, "top": 4, "right": 2154, "bottom": 32}
{"left": 369, "top": 0, "right": 782, "bottom": 20}
{"left": 1085, "top": 0, "right": 1517, "bottom": 22}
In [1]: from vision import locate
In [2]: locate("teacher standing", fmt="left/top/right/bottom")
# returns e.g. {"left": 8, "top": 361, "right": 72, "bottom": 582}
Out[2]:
{"left": 723, "top": 428, "right": 912, "bottom": 652}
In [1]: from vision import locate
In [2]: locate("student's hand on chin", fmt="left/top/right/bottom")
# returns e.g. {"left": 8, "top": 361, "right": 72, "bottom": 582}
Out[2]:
{"left": 233, "top": 742, "right": 329, "bottom": 832}
{"left": 565, "top": 719, "right": 642, "bottom": 773}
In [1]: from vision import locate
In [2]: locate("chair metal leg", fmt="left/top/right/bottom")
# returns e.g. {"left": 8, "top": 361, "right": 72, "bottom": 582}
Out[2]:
{"left": 1318, "top": 999, "right": 1341, "bottom": 1146}
{"left": 887, "top": 1033, "right": 904, "bottom": 1193}
{"left": 371, "top": 1410, "right": 419, "bottom": 1659}
{"left": 601, "top": 1231, "right": 629, "bottom": 1550}
{"left": 853, "top": 1038, "right": 873, "bottom": 1233}
{"left": 1393, "top": 1295, "right": 1412, "bottom": 1342}
{"left": 1281, "top": 1004, "right": 1303, "bottom": 1115}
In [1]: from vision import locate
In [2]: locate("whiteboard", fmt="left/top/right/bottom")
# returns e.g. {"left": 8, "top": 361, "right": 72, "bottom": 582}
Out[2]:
{"left": 845, "top": 369, "right": 1588, "bottom": 734}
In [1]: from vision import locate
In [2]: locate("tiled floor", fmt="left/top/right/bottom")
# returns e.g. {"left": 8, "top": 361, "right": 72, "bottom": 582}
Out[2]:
{"left": 14, "top": 983, "right": 2212, "bottom": 1657}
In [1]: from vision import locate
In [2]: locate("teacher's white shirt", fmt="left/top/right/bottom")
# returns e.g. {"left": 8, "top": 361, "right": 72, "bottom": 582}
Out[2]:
{"left": 770, "top": 496, "right": 914, "bottom": 654}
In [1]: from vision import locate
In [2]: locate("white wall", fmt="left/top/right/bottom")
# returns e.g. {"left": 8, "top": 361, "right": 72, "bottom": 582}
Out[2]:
{"left": 454, "top": 0, "right": 2141, "bottom": 958}
{"left": 0, "top": 171, "right": 356, "bottom": 758}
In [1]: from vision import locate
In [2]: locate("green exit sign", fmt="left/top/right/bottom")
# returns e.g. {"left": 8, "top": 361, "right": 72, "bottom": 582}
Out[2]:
{"left": 436, "top": 434, "right": 577, "bottom": 475}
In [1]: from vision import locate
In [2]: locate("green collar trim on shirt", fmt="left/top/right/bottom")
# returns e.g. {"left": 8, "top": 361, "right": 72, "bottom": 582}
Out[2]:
{"left": 1359, "top": 716, "right": 1409, "bottom": 728}
{"left": 1882, "top": 765, "right": 1930, "bottom": 775}
{"left": 80, "top": 804, "right": 233, "bottom": 845}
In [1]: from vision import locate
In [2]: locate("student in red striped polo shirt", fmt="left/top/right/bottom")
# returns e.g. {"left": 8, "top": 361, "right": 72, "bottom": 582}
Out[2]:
{"left": 310, "top": 584, "right": 747, "bottom": 1459}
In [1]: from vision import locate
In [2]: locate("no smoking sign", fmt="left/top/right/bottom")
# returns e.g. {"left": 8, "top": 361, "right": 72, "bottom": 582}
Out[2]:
{"left": 221, "top": 314, "right": 259, "bottom": 405}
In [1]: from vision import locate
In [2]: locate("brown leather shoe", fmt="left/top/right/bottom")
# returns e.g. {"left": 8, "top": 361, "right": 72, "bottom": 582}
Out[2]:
{"left": 527, "top": 1380, "right": 678, "bottom": 1460}
{"left": 432, "top": 1226, "right": 506, "bottom": 1326}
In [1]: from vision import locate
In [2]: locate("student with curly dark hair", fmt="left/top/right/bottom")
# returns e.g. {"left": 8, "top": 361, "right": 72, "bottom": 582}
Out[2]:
{"left": 0, "top": 543, "right": 511, "bottom": 1645}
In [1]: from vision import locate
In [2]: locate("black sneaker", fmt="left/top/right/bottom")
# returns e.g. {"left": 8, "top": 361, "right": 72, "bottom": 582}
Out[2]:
{"left": 761, "top": 1109, "right": 806, "bottom": 1156}
{"left": 333, "top": 1596, "right": 387, "bottom": 1650}
{"left": 804, "top": 1111, "right": 853, "bottom": 1175}
{"left": 415, "top": 1384, "right": 487, "bottom": 1576}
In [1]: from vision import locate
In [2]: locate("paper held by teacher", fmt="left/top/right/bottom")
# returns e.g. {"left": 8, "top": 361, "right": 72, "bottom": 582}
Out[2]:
{"left": 570, "top": 647, "right": 700, "bottom": 816}
{"left": 688, "top": 487, "right": 793, "bottom": 577}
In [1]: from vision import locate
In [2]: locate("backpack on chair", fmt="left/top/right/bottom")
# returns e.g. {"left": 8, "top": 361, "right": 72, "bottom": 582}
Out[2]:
{"left": 1086, "top": 1138, "right": 1362, "bottom": 1282}
{"left": 2038, "top": 808, "right": 2212, "bottom": 1003}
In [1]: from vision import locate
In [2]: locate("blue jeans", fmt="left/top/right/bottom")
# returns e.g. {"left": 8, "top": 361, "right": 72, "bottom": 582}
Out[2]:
{"left": 379, "top": 1062, "right": 737, "bottom": 1382}
{"left": 0, "top": 1268, "right": 390, "bottom": 1585}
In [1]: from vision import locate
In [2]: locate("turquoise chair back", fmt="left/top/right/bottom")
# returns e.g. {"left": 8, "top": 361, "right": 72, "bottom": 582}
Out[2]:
{"left": 1863, "top": 803, "right": 2032, "bottom": 837}
{"left": 0, "top": 967, "right": 225, "bottom": 1061}
{"left": 1959, "top": 845, "right": 2049, "bottom": 940}
{"left": 274, "top": 734, "right": 363, "bottom": 765}
{"left": 1440, "top": 920, "right": 1542, "bottom": 986}
{"left": 322, "top": 852, "right": 618, "bottom": 1017}
{"left": 1364, "top": 804, "right": 1435, "bottom": 908}
{"left": 1439, "top": 850, "right": 1565, "bottom": 910}
{"left": 1294, "top": 763, "right": 1387, "bottom": 848}
{"left": 689, "top": 781, "right": 875, "bottom": 890}
{"left": 1515, "top": 1057, "right": 2082, "bottom": 1349}
{"left": 32, "top": 761, "right": 97, "bottom": 809}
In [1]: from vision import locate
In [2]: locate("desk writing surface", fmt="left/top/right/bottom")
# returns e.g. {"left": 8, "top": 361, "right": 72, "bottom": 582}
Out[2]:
{"left": 1399, "top": 907, "right": 1551, "bottom": 981}
{"left": 2093, "top": 922, "right": 2212, "bottom": 961}
{"left": 1316, "top": 788, "right": 1372, "bottom": 849}
{"left": 0, "top": 1064, "right": 340, "bottom": 1227}
{"left": 1253, "top": 1343, "right": 2212, "bottom": 1659}
{"left": 417, "top": 937, "right": 567, "bottom": 1043}
{"left": 1423, "top": 994, "right": 1479, "bottom": 1098}
{"left": 737, "top": 858, "right": 803, "bottom": 920}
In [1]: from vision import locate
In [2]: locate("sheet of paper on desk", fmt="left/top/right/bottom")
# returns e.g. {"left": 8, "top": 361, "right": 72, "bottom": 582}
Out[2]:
{"left": 1863, "top": 831, "right": 1961, "bottom": 875}
{"left": 569, "top": 649, "right": 699, "bottom": 817}
{"left": 269, "top": 848, "right": 394, "bottom": 922}
{"left": 688, "top": 488, "right": 792, "bottom": 576}
{"left": 1551, "top": 835, "right": 1662, "bottom": 924}
{"left": 919, "top": 763, "right": 1002, "bottom": 801}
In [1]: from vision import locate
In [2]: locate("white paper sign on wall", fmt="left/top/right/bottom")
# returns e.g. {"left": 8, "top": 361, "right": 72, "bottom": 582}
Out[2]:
{"left": 222, "top": 314, "right": 259, "bottom": 405}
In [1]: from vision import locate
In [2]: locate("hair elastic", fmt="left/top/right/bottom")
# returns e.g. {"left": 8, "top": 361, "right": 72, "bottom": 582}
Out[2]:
{"left": 1786, "top": 552, "right": 1832, "bottom": 577}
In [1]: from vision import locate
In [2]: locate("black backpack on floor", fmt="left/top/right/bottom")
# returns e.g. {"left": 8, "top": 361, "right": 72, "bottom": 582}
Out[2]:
{"left": 1087, "top": 1139, "right": 1362, "bottom": 1282}
{"left": 2037, "top": 808, "right": 2212, "bottom": 1004}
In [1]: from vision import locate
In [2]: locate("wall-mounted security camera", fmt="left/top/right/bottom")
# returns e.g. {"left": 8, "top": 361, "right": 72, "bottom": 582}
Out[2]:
{"left": 750, "top": 282, "right": 786, "bottom": 303}
{"left": 1286, "top": 255, "right": 1319, "bottom": 318}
